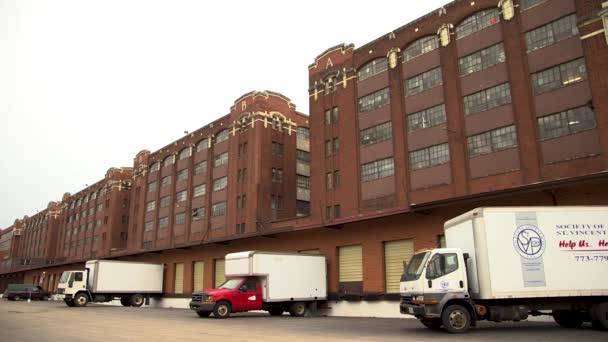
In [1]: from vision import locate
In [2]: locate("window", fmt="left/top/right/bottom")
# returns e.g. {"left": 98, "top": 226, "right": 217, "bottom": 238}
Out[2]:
{"left": 520, "top": 0, "right": 546, "bottom": 10}
{"left": 459, "top": 43, "right": 505, "bottom": 76}
{"left": 194, "top": 161, "right": 207, "bottom": 175}
{"left": 212, "top": 202, "right": 227, "bottom": 216}
{"left": 334, "top": 170, "right": 340, "bottom": 189}
{"left": 297, "top": 127, "right": 310, "bottom": 139}
{"left": 196, "top": 138, "right": 209, "bottom": 152}
{"left": 175, "top": 212, "right": 186, "bottom": 225}
{"left": 271, "top": 142, "right": 284, "bottom": 157}
{"left": 236, "top": 223, "right": 245, "bottom": 235}
{"left": 324, "top": 109, "right": 331, "bottom": 125}
{"left": 146, "top": 201, "right": 156, "bottom": 212}
{"left": 150, "top": 162, "right": 160, "bottom": 172}
{"left": 271, "top": 168, "right": 283, "bottom": 182}
{"left": 163, "top": 155, "right": 174, "bottom": 167}
{"left": 409, "top": 143, "right": 451, "bottom": 170}
{"left": 177, "top": 169, "right": 188, "bottom": 181}
{"left": 360, "top": 121, "right": 392, "bottom": 146}
{"left": 297, "top": 175, "right": 310, "bottom": 189}
{"left": 161, "top": 175, "right": 172, "bottom": 187}
{"left": 361, "top": 157, "right": 395, "bottom": 182}
{"left": 456, "top": 9, "right": 500, "bottom": 40}
{"left": 158, "top": 217, "right": 169, "bottom": 229}
{"left": 537, "top": 106, "right": 596, "bottom": 140}
{"left": 530, "top": 58, "right": 587, "bottom": 95}
{"left": 333, "top": 205, "right": 341, "bottom": 219}
{"left": 332, "top": 107, "right": 339, "bottom": 124}
{"left": 213, "top": 176, "right": 228, "bottom": 191}
{"left": 296, "top": 200, "right": 310, "bottom": 216}
{"left": 463, "top": 83, "right": 511, "bottom": 115}
{"left": 191, "top": 207, "right": 205, "bottom": 221}
{"left": 467, "top": 125, "right": 518, "bottom": 157}
{"left": 179, "top": 148, "right": 191, "bottom": 160}
{"left": 147, "top": 181, "right": 157, "bottom": 192}
{"left": 144, "top": 221, "right": 153, "bottom": 232}
{"left": 525, "top": 14, "right": 578, "bottom": 52}
{"left": 160, "top": 196, "right": 171, "bottom": 208}
{"left": 214, "top": 152, "right": 228, "bottom": 167}
{"left": 143, "top": 241, "right": 153, "bottom": 249}
{"left": 403, "top": 36, "right": 439, "bottom": 61}
{"left": 358, "top": 58, "right": 388, "bottom": 81}
{"left": 332, "top": 138, "right": 339, "bottom": 154}
{"left": 324, "top": 75, "right": 337, "bottom": 94}
{"left": 95, "top": 219, "right": 101, "bottom": 228}
{"left": 406, "top": 67, "right": 443, "bottom": 96}
{"left": 215, "top": 130, "right": 229, "bottom": 143}
{"left": 193, "top": 184, "right": 206, "bottom": 197}
{"left": 325, "top": 140, "right": 332, "bottom": 157}
{"left": 294, "top": 152, "right": 310, "bottom": 166}
{"left": 426, "top": 253, "right": 459, "bottom": 279}
{"left": 237, "top": 168, "right": 248, "bottom": 182}
{"left": 407, "top": 104, "right": 447, "bottom": 132}
{"left": 326, "top": 173, "right": 333, "bottom": 190}
{"left": 271, "top": 195, "right": 283, "bottom": 210}
{"left": 238, "top": 142, "right": 248, "bottom": 156}
{"left": 358, "top": 88, "right": 390, "bottom": 113}
{"left": 176, "top": 190, "right": 187, "bottom": 202}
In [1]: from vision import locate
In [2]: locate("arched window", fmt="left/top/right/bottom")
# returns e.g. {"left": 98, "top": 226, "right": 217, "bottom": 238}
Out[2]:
{"left": 270, "top": 113, "right": 286, "bottom": 131}
{"left": 215, "top": 129, "right": 230, "bottom": 143}
{"left": 358, "top": 58, "right": 388, "bottom": 81}
{"left": 149, "top": 162, "right": 160, "bottom": 173}
{"left": 236, "top": 112, "right": 252, "bottom": 131}
{"left": 324, "top": 74, "right": 337, "bottom": 94}
{"left": 196, "top": 138, "right": 208, "bottom": 152}
{"left": 179, "top": 147, "right": 191, "bottom": 160}
{"left": 403, "top": 36, "right": 439, "bottom": 62}
{"left": 456, "top": 9, "right": 500, "bottom": 40}
{"left": 163, "top": 155, "right": 174, "bottom": 167}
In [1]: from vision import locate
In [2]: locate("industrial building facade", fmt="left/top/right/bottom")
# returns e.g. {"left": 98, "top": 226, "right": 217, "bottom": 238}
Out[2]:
{"left": 2, "top": 0, "right": 608, "bottom": 316}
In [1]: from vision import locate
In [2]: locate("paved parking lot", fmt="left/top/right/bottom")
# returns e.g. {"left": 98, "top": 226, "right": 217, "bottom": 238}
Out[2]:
{"left": 1, "top": 300, "right": 606, "bottom": 342}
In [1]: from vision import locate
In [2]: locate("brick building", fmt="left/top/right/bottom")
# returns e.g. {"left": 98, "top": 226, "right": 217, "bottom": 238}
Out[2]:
{"left": 1, "top": 0, "right": 607, "bottom": 317}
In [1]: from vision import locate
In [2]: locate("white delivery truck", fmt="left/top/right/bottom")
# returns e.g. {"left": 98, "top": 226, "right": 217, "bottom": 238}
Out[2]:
{"left": 189, "top": 251, "right": 327, "bottom": 318}
{"left": 400, "top": 207, "right": 608, "bottom": 333}
{"left": 57, "top": 260, "right": 164, "bottom": 307}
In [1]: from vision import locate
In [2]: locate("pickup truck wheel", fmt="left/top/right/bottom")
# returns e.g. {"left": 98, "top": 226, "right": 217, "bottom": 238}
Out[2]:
{"left": 73, "top": 293, "right": 89, "bottom": 307}
{"left": 120, "top": 298, "right": 131, "bottom": 307}
{"left": 442, "top": 305, "right": 471, "bottom": 333}
{"left": 197, "top": 311, "right": 211, "bottom": 318}
{"left": 213, "top": 301, "right": 231, "bottom": 319}
{"left": 420, "top": 318, "right": 442, "bottom": 330}
{"left": 268, "top": 309, "right": 284, "bottom": 316}
{"left": 289, "top": 302, "right": 307, "bottom": 317}
{"left": 130, "top": 294, "right": 145, "bottom": 307}
{"left": 552, "top": 310, "right": 583, "bottom": 328}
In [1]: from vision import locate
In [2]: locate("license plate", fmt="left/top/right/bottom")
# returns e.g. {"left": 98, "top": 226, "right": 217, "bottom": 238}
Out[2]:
{"left": 407, "top": 307, "right": 414, "bottom": 314}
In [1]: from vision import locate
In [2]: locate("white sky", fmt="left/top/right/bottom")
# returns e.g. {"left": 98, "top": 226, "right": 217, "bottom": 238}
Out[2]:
{"left": 0, "top": 0, "right": 448, "bottom": 228}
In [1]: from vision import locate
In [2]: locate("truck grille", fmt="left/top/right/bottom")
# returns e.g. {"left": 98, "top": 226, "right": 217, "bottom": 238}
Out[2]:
{"left": 57, "top": 288, "right": 64, "bottom": 294}
{"left": 191, "top": 293, "right": 208, "bottom": 302}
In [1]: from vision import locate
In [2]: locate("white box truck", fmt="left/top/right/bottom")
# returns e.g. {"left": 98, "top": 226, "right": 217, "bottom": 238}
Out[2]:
{"left": 189, "top": 251, "right": 327, "bottom": 318}
{"left": 400, "top": 207, "right": 608, "bottom": 333}
{"left": 57, "top": 260, "right": 164, "bottom": 307}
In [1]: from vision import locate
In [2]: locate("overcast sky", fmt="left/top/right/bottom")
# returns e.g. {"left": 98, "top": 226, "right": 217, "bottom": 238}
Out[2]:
{"left": 0, "top": 0, "right": 448, "bottom": 228}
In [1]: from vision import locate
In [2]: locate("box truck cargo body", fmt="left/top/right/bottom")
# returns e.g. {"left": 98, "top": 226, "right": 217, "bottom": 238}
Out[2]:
{"left": 189, "top": 251, "right": 326, "bottom": 318}
{"left": 400, "top": 207, "right": 608, "bottom": 333}
{"left": 57, "top": 260, "right": 164, "bottom": 307}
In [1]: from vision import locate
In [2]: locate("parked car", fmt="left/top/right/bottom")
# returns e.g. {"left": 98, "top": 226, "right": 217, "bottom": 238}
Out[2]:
{"left": 3, "top": 284, "right": 51, "bottom": 301}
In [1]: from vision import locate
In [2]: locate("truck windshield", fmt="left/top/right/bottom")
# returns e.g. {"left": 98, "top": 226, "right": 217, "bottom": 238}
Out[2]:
{"left": 218, "top": 279, "right": 242, "bottom": 290}
{"left": 58, "top": 272, "right": 70, "bottom": 284}
{"left": 401, "top": 251, "right": 430, "bottom": 281}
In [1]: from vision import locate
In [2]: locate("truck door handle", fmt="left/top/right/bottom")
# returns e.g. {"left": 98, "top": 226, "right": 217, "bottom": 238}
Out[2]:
{"left": 459, "top": 281, "right": 463, "bottom": 288}
{"left": 427, "top": 280, "right": 432, "bottom": 288}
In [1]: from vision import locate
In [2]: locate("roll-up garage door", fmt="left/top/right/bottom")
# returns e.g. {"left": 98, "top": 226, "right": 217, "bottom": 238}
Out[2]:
{"left": 193, "top": 261, "right": 204, "bottom": 291}
{"left": 384, "top": 239, "right": 414, "bottom": 293}
{"left": 214, "top": 259, "right": 225, "bottom": 288}
{"left": 338, "top": 245, "right": 362, "bottom": 282}
{"left": 174, "top": 263, "right": 184, "bottom": 294}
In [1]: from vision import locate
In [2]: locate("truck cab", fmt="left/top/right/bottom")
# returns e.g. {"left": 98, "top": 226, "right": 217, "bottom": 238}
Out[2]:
{"left": 190, "top": 276, "right": 264, "bottom": 318}
{"left": 400, "top": 248, "right": 473, "bottom": 332}
{"left": 57, "top": 270, "right": 88, "bottom": 307}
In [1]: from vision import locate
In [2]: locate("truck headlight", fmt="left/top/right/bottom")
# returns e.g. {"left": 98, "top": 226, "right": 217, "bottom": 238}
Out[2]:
{"left": 204, "top": 296, "right": 215, "bottom": 302}
{"left": 413, "top": 295, "right": 424, "bottom": 301}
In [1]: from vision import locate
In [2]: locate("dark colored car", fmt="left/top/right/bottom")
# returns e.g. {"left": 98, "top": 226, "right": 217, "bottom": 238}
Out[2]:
{"left": 3, "top": 284, "right": 51, "bottom": 301}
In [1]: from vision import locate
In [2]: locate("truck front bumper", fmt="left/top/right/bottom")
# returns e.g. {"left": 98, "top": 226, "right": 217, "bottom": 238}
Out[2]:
{"left": 189, "top": 301, "right": 215, "bottom": 312}
{"left": 400, "top": 303, "right": 426, "bottom": 316}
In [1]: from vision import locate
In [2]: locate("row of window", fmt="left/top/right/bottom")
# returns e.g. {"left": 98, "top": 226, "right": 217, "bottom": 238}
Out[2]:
{"left": 143, "top": 202, "right": 228, "bottom": 232}
{"left": 149, "top": 131, "right": 230, "bottom": 172}
{"left": 66, "top": 203, "right": 105, "bottom": 223}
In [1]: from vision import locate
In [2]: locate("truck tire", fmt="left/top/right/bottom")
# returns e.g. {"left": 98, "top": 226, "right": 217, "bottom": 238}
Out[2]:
{"left": 73, "top": 293, "right": 89, "bottom": 307}
{"left": 590, "top": 303, "right": 608, "bottom": 330}
{"left": 65, "top": 300, "right": 75, "bottom": 307}
{"left": 268, "top": 308, "right": 284, "bottom": 316}
{"left": 441, "top": 304, "right": 471, "bottom": 333}
{"left": 420, "top": 318, "right": 442, "bottom": 330}
{"left": 130, "top": 294, "right": 145, "bottom": 307}
{"left": 289, "top": 302, "right": 307, "bottom": 317}
{"left": 197, "top": 311, "right": 211, "bottom": 318}
{"left": 213, "top": 301, "right": 231, "bottom": 319}
{"left": 552, "top": 310, "right": 583, "bottom": 328}
{"left": 120, "top": 298, "right": 131, "bottom": 307}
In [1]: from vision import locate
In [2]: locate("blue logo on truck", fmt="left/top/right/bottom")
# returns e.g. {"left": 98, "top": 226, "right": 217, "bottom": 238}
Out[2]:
{"left": 513, "top": 225, "right": 546, "bottom": 259}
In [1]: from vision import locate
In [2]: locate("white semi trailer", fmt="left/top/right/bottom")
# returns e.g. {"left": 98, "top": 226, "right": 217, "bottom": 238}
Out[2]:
{"left": 400, "top": 207, "right": 608, "bottom": 333}
{"left": 57, "top": 260, "right": 164, "bottom": 307}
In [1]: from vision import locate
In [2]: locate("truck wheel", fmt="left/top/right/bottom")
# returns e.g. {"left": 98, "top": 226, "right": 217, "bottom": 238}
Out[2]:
{"left": 289, "top": 302, "right": 307, "bottom": 317}
{"left": 213, "top": 301, "right": 231, "bottom": 319}
{"left": 590, "top": 303, "right": 608, "bottom": 330}
{"left": 552, "top": 310, "right": 583, "bottom": 328}
{"left": 130, "top": 294, "right": 144, "bottom": 307}
{"left": 441, "top": 304, "right": 471, "bottom": 333}
{"left": 197, "top": 311, "right": 211, "bottom": 318}
{"left": 73, "top": 293, "right": 89, "bottom": 307}
{"left": 420, "top": 318, "right": 442, "bottom": 330}
{"left": 268, "top": 309, "right": 284, "bottom": 316}
{"left": 120, "top": 298, "right": 131, "bottom": 307}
